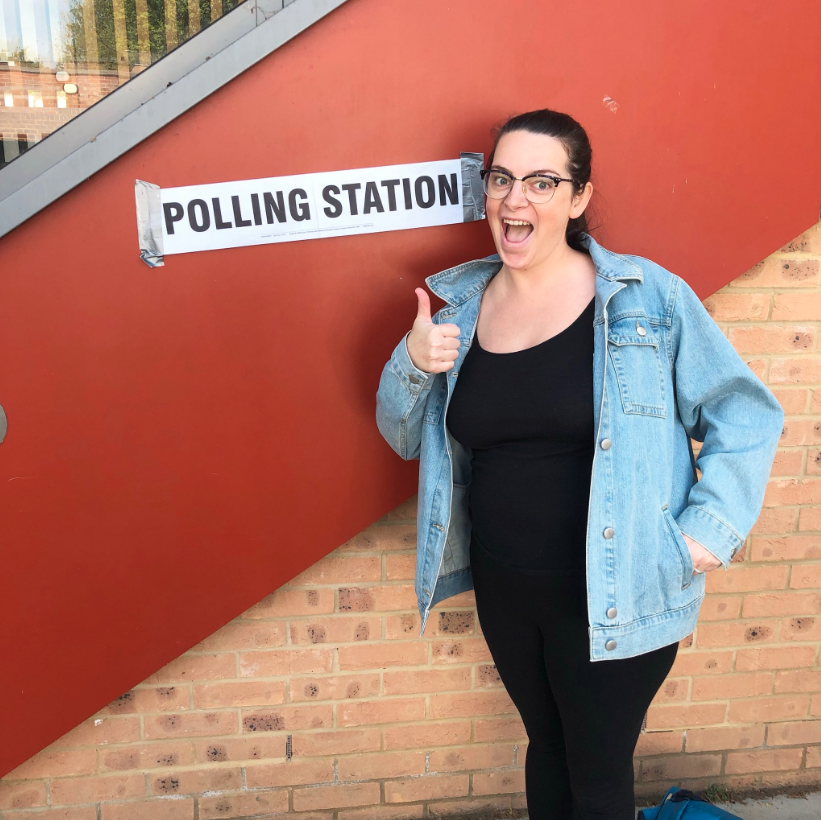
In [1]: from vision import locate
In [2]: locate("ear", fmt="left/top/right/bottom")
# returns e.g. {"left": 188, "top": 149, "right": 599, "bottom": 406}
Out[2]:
{"left": 570, "top": 181, "right": 593, "bottom": 219}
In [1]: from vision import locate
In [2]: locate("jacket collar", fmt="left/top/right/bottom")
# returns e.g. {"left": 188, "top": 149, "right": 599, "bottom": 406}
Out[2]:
{"left": 424, "top": 231, "right": 643, "bottom": 307}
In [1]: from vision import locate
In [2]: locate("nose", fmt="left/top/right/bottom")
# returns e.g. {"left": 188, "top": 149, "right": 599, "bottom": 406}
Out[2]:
{"left": 503, "top": 179, "right": 528, "bottom": 209}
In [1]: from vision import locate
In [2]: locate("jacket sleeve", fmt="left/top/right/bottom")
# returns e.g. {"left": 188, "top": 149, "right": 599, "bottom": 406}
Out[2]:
{"left": 670, "top": 274, "right": 784, "bottom": 571}
{"left": 376, "top": 329, "right": 439, "bottom": 461}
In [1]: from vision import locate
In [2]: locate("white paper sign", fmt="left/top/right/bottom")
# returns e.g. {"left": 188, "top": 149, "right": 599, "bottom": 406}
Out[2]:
{"left": 135, "top": 154, "right": 484, "bottom": 266}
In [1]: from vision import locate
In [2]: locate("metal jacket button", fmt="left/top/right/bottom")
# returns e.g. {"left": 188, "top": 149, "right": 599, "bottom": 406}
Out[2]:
{"left": 600, "top": 438, "right": 611, "bottom": 449}
{"left": 606, "top": 607, "right": 618, "bottom": 619}
{"left": 605, "top": 639, "right": 617, "bottom": 651}
{"left": 636, "top": 321, "right": 647, "bottom": 336}
{"left": 408, "top": 373, "right": 423, "bottom": 385}
{"left": 603, "top": 527, "right": 614, "bottom": 539}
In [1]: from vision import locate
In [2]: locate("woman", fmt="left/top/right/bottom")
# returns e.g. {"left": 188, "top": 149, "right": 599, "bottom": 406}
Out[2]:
{"left": 375, "top": 109, "right": 783, "bottom": 819}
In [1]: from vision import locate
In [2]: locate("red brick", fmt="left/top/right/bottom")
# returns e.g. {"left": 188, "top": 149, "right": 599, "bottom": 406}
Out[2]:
{"left": 337, "top": 641, "right": 427, "bottom": 671}
{"left": 51, "top": 717, "right": 141, "bottom": 749}
{"left": 240, "top": 647, "right": 334, "bottom": 676}
{"left": 430, "top": 691, "right": 516, "bottom": 719}
{"left": 245, "top": 758, "right": 335, "bottom": 788}
{"left": 735, "top": 645, "right": 817, "bottom": 671}
{"left": 668, "top": 650, "right": 732, "bottom": 676}
{"left": 100, "top": 799, "right": 195, "bottom": 820}
{"left": 727, "top": 325, "right": 815, "bottom": 354}
{"left": 644, "top": 703, "right": 726, "bottom": 729}
{"left": 429, "top": 744, "right": 515, "bottom": 773}
{"left": 383, "top": 668, "right": 470, "bottom": 695}
{"left": 692, "top": 671, "right": 772, "bottom": 701}
{"left": 790, "top": 564, "right": 821, "bottom": 588}
{"left": 685, "top": 724, "right": 766, "bottom": 753}
{"left": 193, "top": 679, "right": 286, "bottom": 708}
{"left": 695, "top": 619, "right": 780, "bottom": 648}
{"left": 338, "top": 751, "right": 425, "bottom": 781}
{"left": 634, "top": 731, "right": 684, "bottom": 756}
{"left": 293, "top": 728, "right": 381, "bottom": 756}
{"left": 242, "top": 587, "right": 335, "bottom": 619}
{"left": 100, "top": 742, "right": 196, "bottom": 771}
{"left": 383, "top": 721, "right": 471, "bottom": 750}
{"left": 432, "top": 637, "right": 493, "bottom": 664}
{"left": 742, "top": 591, "right": 821, "bottom": 617}
{"left": 290, "top": 555, "right": 381, "bottom": 586}
{"left": 289, "top": 615, "right": 380, "bottom": 645}
{"left": 192, "top": 620, "right": 286, "bottom": 652}
{"left": 6, "top": 750, "right": 96, "bottom": 780}
{"left": 639, "top": 754, "right": 723, "bottom": 782}
{"left": 338, "top": 524, "right": 417, "bottom": 553}
{"left": 0, "top": 781, "right": 48, "bottom": 810}
{"left": 289, "top": 674, "right": 380, "bottom": 702}
{"left": 728, "top": 695, "right": 809, "bottom": 723}
{"left": 767, "top": 720, "right": 821, "bottom": 746}
{"left": 473, "top": 716, "right": 527, "bottom": 743}
{"left": 772, "top": 291, "right": 821, "bottom": 320}
{"left": 725, "top": 748, "right": 804, "bottom": 774}
{"left": 143, "top": 711, "right": 237, "bottom": 740}
{"left": 705, "top": 565, "right": 788, "bottom": 593}
{"left": 150, "top": 767, "right": 242, "bottom": 795}
{"left": 472, "top": 770, "right": 525, "bottom": 796}
{"left": 147, "top": 653, "right": 236, "bottom": 684}
{"left": 193, "top": 735, "right": 286, "bottom": 763}
{"left": 752, "top": 535, "right": 821, "bottom": 562}
{"left": 731, "top": 257, "right": 819, "bottom": 289}
{"left": 774, "top": 669, "right": 821, "bottom": 693}
{"left": 102, "top": 687, "right": 191, "bottom": 715}
{"left": 293, "top": 782, "right": 381, "bottom": 811}
{"left": 698, "top": 595, "right": 742, "bottom": 621}
{"left": 51, "top": 775, "right": 145, "bottom": 805}
{"left": 242, "top": 704, "right": 332, "bottom": 732}
{"left": 384, "top": 774, "right": 469, "bottom": 803}
{"left": 198, "top": 790, "right": 288, "bottom": 820}
{"left": 337, "top": 697, "right": 425, "bottom": 727}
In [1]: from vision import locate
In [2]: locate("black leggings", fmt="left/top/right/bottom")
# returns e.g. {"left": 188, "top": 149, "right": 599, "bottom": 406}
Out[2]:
{"left": 469, "top": 531, "right": 679, "bottom": 820}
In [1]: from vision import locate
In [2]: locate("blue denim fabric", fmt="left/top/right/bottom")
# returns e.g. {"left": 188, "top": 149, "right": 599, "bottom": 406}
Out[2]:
{"left": 375, "top": 232, "right": 784, "bottom": 660}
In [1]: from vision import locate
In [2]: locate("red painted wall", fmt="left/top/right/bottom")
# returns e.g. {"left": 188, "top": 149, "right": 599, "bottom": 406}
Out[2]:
{"left": 1, "top": 0, "right": 820, "bottom": 776}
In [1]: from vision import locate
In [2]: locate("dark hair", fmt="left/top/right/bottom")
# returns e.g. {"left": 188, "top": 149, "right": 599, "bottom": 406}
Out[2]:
{"left": 486, "top": 108, "right": 596, "bottom": 253}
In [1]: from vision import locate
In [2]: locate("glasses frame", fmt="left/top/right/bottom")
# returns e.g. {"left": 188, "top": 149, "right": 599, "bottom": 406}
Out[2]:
{"left": 479, "top": 168, "right": 577, "bottom": 203}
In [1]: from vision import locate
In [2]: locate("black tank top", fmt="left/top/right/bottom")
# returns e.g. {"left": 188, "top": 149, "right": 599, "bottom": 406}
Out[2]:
{"left": 446, "top": 295, "right": 595, "bottom": 574}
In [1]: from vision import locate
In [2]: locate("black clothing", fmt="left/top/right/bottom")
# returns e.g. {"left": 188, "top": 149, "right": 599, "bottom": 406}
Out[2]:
{"left": 470, "top": 533, "right": 679, "bottom": 819}
{"left": 447, "top": 294, "right": 678, "bottom": 818}
{"left": 446, "top": 295, "right": 596, "bottom": 573}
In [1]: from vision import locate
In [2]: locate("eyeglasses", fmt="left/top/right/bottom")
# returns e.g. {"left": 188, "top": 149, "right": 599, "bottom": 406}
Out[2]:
{"left": 479, "top": 168, "right": 576, "bottom": 204}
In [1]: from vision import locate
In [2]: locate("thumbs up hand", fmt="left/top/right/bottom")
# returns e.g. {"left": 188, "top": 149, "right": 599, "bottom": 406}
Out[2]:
{"left": 406, "top": 288, "right": 461, "bottom": 374}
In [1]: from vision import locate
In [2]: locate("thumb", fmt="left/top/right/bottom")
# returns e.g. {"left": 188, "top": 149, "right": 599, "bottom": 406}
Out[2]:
{"left": 415, "top": 287, "right": 432, "bottom": 324}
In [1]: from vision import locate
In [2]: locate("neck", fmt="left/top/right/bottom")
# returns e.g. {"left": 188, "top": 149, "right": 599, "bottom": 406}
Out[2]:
{"left": 496, "top": 235, "right": 576, "bottom": 297}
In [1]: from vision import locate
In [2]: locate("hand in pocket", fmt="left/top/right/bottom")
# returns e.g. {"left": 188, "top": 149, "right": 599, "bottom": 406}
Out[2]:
{"left": 682, "top": 533, "right": 723, "bottom": 573}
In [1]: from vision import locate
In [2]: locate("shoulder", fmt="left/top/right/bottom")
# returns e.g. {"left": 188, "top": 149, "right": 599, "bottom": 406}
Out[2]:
{"left": 619, "top": 251, "right": 686, "bottom": 316}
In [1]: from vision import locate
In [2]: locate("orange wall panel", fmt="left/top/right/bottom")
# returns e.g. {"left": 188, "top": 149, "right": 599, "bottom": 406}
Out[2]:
{"left": 1, "top": 0, "right": 820, "bottom": 775}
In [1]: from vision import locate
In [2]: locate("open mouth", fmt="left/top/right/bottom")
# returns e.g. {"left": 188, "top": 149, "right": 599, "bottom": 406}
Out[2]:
{"left": 502, "top": 217, "right": 534, "bottom": 245}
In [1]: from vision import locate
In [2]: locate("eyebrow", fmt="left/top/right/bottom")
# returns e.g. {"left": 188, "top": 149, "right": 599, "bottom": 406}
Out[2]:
{"left": 491, "top": 164, "right": 563, "bottom": 177}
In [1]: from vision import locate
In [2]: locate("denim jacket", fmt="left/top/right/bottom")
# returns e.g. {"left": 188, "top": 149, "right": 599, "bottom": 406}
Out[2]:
{"left": 376, "top": 232, "right": 784, "bottom": 660}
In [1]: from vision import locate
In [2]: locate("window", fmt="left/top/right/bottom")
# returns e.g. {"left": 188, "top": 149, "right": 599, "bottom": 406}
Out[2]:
{"left": 0, "top": 0, "right": 246, "bottom": 167}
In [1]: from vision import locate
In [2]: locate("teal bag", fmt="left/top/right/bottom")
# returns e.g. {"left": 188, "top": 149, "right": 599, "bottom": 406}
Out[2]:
{"left": 638, "top": 786, "right": 744, "bottom": 819}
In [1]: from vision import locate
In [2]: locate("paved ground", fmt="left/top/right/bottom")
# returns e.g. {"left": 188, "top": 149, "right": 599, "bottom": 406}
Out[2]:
{"left": 634, "top": 791, "right": 821, "bottom": 819}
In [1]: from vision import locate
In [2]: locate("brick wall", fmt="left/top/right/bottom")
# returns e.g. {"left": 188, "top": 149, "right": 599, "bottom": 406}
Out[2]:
{"left": 2, "top": 222, "right": 820, "bottom": 819}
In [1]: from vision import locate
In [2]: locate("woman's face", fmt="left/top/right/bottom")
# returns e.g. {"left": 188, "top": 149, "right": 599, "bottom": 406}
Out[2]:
{"left": 486, "top": 129, "right": 592, "bottom": 271}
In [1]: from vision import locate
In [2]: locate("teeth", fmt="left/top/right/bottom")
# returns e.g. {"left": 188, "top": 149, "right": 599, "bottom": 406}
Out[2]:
{"left": 503, "top": 219, "right": 531, "bottom": 226}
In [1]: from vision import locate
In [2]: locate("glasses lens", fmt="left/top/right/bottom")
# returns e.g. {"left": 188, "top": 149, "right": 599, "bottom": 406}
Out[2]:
{"left": 483, "top": 171, "right": 513, "bottom": 199}
{"left": 524, "top": 176, "right": 558, "bottom": 203}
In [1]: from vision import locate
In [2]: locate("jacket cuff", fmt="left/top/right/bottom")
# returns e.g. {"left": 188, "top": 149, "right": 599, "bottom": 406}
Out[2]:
{"left": 389, "top": 331, "right": 437, "bottom": 390}
{"left": 676, "top": 505, "right": 744, "bottom": 571}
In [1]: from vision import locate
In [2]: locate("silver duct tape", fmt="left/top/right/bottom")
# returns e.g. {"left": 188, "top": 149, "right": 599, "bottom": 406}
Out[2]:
{"left": 460, "top": 152, "right": 485, "bottom": 223}
{"left": 135, "top": 179, "right": 165, "bottom": 267}
{"left": 0, "top": 403, "right": 6, "bottom": 445}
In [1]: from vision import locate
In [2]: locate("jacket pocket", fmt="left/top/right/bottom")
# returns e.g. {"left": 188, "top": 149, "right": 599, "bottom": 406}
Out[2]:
{"left": 661, "top": 504, "right": 695, "bottom": 590}
{"left": 607, "top": 328, "right": 667, "bottom": 417}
